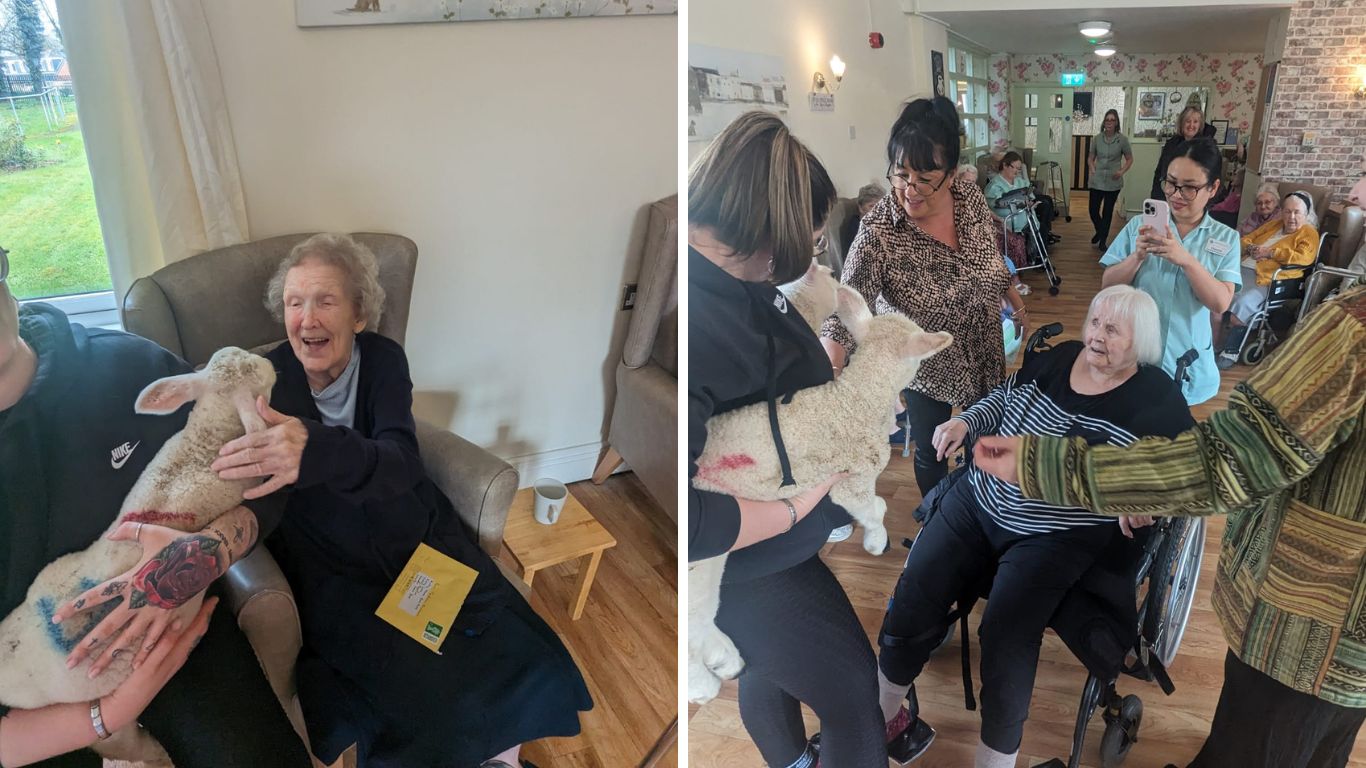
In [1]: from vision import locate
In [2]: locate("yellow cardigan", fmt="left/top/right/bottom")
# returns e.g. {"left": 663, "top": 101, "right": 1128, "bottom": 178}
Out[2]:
{"left": 1239, "top": 219, "right": 1318, "bottom": 286}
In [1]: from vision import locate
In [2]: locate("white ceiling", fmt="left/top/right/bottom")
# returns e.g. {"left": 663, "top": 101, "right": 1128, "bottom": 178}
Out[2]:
{"left": 926, "top": 5, "right": 1288, "bottom": 54}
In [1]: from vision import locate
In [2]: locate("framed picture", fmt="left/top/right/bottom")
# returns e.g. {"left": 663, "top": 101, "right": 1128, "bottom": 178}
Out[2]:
{"left": 1209, "top": 120, "right": 1230, "bottom": 143}
{"left": 931, "top": 51, "right": 945, "bottom": 97}
{"left": 296, "top": 0, "right": 676, "bottom": 26}
{"left": 1224, "top": 127, "right": 1240, "bottom": 146}
{"left": 1136, "top": 90, "right": 1166, "bottom": 120}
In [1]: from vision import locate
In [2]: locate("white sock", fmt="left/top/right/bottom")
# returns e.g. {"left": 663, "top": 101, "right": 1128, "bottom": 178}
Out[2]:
{"left": 878, "top": 668, "right": 911, "bottom": 722}
{"left": 974, "top": 739, "right": 1017, "bottom": 768}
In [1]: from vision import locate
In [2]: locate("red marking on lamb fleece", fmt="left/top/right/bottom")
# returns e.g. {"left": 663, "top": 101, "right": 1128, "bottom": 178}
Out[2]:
{"left": 715, "top": 454, "right": 756, "bottom": 470}
{"left": 121, "top": 510, "right": 197, "bottom": 525}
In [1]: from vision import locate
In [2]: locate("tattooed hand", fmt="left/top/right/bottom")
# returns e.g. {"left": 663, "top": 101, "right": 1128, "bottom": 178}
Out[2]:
{"left": 52, "top": 510, "right": 256, "bottom": 676}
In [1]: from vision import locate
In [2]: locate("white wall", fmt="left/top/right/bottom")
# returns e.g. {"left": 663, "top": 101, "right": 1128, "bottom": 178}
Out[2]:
{"left": 202, "top": 2, "right": 676, "bottom": 483}
{"left": 688, "top": 1, "right": 947, "bottom": 196}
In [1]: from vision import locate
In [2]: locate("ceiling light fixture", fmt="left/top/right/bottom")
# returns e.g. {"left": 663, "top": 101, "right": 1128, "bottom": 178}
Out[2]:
{"left": 1094, "top": 43, "right": 1117, "bottom": 57}
{"left": 1079, "top": 21, "right": 1111, "bottom": 37}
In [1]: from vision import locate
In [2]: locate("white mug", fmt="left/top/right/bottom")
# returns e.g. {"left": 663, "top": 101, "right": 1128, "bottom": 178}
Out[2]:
{"left": 533, "top": 478, "right": 568, "bottom": 525}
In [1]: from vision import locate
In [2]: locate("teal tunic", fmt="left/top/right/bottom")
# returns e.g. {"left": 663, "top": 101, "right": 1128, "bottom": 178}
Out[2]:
{"left": 985, "top": 172, "right": 1035, "bottom": 233}
{"left": 1101, "top": 212, "right": 1242, "bottom": 405}
{"left": 1089, "top": 132, "right": 1132, "bottom": 193}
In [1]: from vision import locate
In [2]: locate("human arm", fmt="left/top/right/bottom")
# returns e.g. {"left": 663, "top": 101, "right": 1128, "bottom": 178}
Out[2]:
{"left": 1138, "top": 225, "right": 1237, "bottom": 314}
{"left": 1088, "top": 144, "right": 1097, "bottom": 176}
{"left": 1116, "top": 145, "right": 1134, "bottom": 179}
{"left": 1267, "top": 226, "right": 1319, "bottom": 269}
{"left": 974, "top": 296, "right": 1364, "bottom": 516}
{"left": 51, "top": 507, "right": 257, "bottom": 674}
{"left": 0, "top": 599, "right": 216, "bottom": 767}
{"left": 820, "top": 225, "right": 885, "bottom": 358}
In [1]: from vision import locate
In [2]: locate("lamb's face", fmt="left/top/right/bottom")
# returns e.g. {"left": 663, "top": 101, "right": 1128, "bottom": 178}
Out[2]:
{"left": 202, "top": 347, "right": 277, "bottom": 403}
{"left": 862, "top": 315, "right": 953, "bottom": 382}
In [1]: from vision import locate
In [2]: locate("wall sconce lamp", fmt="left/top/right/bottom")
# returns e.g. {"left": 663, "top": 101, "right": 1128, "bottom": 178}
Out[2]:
{"left": 812, "top": 55, "right": 846, "bottom": 94}
{"left": 1356, "top": 65, "right": 1366, "bottom": 98}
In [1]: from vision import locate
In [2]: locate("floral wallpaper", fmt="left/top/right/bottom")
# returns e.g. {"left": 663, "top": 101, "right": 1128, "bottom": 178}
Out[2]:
{"left": 987, "top": 52, "right": 1264, "bottom": 152}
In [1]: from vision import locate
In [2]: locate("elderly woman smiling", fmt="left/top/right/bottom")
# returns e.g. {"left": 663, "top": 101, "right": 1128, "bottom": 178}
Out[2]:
{"left": 875, "top": 285, "right": 1194, "bottom": 767}
{"left": 211, "top": 234, "right": 591, "bottom": 768}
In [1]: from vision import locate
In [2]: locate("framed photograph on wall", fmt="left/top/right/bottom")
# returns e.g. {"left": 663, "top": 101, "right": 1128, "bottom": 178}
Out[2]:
{"left": 1209, "top": 120, "right": 1230, "bottom": 143}
{"left": 931, "top": 51, "right": 945, "bottom": 97}
{"left": 1136, "top": 90, "right": 1166, "bottom": 120}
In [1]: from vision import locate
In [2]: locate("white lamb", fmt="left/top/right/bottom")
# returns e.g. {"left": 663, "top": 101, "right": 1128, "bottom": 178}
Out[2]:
{"left": 688, "top": 269, "right": 952, "bottom": 704}
{"left": 0, "top": 347, "right": 276, "bottom": 762}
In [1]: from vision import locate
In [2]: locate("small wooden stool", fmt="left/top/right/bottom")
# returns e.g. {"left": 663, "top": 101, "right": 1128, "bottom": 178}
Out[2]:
{"left": 501, "top": 487, "right": 617, "bottom": 620}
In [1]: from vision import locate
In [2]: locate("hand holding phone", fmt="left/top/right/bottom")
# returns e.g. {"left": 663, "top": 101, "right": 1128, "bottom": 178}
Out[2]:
{"left": 1142, "top": 198, "right": 1171, "bottom": 238}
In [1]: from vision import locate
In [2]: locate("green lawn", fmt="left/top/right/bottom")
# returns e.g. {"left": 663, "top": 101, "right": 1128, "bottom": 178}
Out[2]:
{"left": 0, "top": 96, "right": 111, "bottom": 300}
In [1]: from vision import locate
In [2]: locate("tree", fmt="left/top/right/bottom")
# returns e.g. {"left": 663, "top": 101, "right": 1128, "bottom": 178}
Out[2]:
{"left": 9, "top": 0, "right": 45, "bottom": 93}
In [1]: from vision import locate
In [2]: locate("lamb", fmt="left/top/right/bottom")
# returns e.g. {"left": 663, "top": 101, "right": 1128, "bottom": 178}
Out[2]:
{"left": 0, "top": 347, "right": 276, "bottom": 762}
{"left": 688, "top": 267, "right": 952, "bottom": 703}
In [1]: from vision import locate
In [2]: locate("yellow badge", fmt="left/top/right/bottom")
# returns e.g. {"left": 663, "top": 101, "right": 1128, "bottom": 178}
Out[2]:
{"left": 374, "top": 543, "right": 479, "bottom": 654}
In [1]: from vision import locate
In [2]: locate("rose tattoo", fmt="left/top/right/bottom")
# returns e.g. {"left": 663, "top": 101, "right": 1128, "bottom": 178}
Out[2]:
{"left": 128, "top": 536, "right": 225, "bottom": 610}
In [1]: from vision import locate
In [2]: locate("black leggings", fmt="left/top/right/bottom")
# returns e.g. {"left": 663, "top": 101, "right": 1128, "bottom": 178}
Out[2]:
{"left": 1088, "top": 188, "right": 1121, "bottom": 244}
{"left": 1186, "top": 650, "right": 1366, "bottom": 768}
{"left": 877, "top": 479, "right": 1115, "bottom": 754}
{"left": 716, "top": 556, "right": 885, "bottom": 768}
{"left": 904, "top": 390, "right": 953, "bottom": 497}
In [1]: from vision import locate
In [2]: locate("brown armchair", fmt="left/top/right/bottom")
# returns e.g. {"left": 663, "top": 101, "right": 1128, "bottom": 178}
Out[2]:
{"left": 121, "top": 233, "right": 520, "bottom": 760}
{"left": 592, "top": 197, "right": 677, "bottom": 521}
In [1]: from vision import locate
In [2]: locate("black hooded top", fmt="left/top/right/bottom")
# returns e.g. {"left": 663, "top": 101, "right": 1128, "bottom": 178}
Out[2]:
{"left": 1150, "top": 122, "right": 1220, "bottom": 201}
{"left": 688, "top": 248, "right": 852, "bottom": 584}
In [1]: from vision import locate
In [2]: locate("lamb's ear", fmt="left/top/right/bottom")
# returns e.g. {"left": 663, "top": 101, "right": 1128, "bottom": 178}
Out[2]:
{"left": 835, "top": 286, "right": 872, "bottom": 342}
{"left": 232, "top": 389, "right": 269, "bottom": 434}
{"left": 901, "top": 330, "right": 953, "bottom": 361}
{"left": 135, "top": 372, "right": 206, "bottom": 415}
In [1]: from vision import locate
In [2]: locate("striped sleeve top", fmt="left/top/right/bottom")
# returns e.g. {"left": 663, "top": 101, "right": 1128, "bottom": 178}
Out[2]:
{"left": 957, "top": 341, "right": 1195, "bottom": 535}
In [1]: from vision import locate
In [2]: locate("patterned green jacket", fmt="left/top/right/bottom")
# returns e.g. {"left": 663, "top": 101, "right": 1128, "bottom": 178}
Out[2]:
{"left": 1017, "top": 286, "right": 1366, "bottom": 706}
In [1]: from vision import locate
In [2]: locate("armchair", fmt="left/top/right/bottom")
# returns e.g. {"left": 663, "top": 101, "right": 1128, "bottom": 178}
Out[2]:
{"left": 121, "top": 233, "right": 519, "bottom": 760}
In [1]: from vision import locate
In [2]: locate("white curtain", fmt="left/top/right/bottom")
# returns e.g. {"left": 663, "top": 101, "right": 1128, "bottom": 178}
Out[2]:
{"left": 55, "top": 0, "right": 248, "bottom": 302}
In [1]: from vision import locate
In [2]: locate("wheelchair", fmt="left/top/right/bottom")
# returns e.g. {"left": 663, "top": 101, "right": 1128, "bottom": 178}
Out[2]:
{"left": 1227, "top": 231, "right": 1332, "bottom": 366}
{"left": 996, "top": 185, "right": 1064, "bottom": 296}
{"left": 905, "top": 323, "right": 1206, "bottom": 768}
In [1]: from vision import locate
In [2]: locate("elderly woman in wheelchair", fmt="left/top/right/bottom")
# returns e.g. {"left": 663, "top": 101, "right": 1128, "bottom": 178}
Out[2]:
{"left": 1217, "top": 191, "right": 1320, "bottom": 369}
{"left": 877, "top": 286, "right": 1195, "bottom": 767}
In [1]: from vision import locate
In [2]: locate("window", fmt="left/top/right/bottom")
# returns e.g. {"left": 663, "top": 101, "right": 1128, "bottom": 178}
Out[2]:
{"left": 947, "top": 37, "right": 989, "bottom": 163}
{"left": 0, "top": 0, "right": 116, "bottom": 325}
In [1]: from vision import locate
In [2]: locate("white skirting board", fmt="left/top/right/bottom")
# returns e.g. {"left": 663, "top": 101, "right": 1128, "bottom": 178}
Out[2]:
{"left": 506, "top": 442, "right": 628, "bottom": 489}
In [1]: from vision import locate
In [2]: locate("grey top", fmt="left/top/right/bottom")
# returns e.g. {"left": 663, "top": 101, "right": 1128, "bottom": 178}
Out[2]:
{"left": 310, "top": 340, "right": 361, "bottom": 428}
{"left": 1089, "top": 132, "right": 1133, "bottom": 192}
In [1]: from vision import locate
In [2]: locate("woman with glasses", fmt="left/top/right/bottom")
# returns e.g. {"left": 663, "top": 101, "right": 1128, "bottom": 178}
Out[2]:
{"left": 690, "top": 112, "right": 886, "bottom": 768}
{"left": 984, "top": 152, "right": 1034, "bottom": 275}
{"left": 1101, "top": 138, "right": 1241, "bottom": 405}
{"left": 1088, "top": 109, "right": 1133, "bottom": 249}
{"left": 822, "top": 96, "right": 1026, "bottom": 500}
{"left": 1149, "top": 105, "right": 1214, "bottom": 202}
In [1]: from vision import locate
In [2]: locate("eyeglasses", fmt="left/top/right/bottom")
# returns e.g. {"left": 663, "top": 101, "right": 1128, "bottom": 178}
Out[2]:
{"left": 886, "top": 165, "right": 950, "bottom": 198}
{"left": 813, "top": 234, "right": 828, "bottom": 257}
{"left": 1160, "top": 178, "right": 1212, "bottom": 201}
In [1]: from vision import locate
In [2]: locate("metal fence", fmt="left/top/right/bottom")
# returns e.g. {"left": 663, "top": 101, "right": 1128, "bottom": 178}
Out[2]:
{"left": 1, "top": 88, "right": 70, "bottom": 133}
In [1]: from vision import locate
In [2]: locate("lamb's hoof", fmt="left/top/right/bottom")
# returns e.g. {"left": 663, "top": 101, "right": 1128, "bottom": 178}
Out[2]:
{"left": 688, "top": 660, "right": 724, "bottom": 704}
{"left": 703, "top": 636, "right": 745, "bottom": 680}
{"left": 863, "top": 527, "right": 890, "bottom": 556}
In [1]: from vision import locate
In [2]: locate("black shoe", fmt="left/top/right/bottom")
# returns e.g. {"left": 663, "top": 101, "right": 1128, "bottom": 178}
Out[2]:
{"left": 1091, "top": 233, "right": 1100, "bottom": 244}
{"left": 886, "top": 710, "right": 936, "bottom": 765}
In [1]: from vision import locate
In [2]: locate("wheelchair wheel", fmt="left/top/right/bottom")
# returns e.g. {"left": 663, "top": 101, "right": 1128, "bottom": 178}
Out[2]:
{"left": 1241, "top": 334, "right": 1267, "bottom": 365}
{"left": 1142, "top": 517, "right": 1206, "bottom": 667}
{"left": 1099, "top": 695, "right": 1143, "bottom": 767}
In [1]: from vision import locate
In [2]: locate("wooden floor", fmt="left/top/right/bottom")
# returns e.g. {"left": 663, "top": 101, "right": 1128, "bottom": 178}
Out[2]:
{"left": 505, "top": 474, "right": 678, "bottom": 768}
{"left": 688, "top": 193, "right": 1366, "bottom": 767}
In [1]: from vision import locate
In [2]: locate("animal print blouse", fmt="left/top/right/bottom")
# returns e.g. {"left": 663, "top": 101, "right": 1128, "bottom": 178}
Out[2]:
{"left": 821, "top": 176, "right": 1012, "bottom": 407}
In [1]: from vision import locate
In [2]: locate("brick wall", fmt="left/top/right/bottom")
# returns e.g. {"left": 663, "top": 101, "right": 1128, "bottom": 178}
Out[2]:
{"left": 1260, "top": 0, "right": 1366, "bottom": 200}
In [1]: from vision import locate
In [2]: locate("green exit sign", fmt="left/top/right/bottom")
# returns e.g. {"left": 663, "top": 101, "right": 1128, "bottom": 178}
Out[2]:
{"left": 1061, "top": 73, "right": 1086, "bottom": 86}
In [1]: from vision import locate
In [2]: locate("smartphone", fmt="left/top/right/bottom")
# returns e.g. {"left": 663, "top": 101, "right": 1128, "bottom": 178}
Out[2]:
{"left": 1142, "top": 198, "right": 1171, "bottom": 237}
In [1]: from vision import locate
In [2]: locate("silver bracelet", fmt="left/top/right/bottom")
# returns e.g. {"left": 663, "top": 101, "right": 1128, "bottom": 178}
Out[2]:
{"left": 89, "top": 698, "right": 111, "bottom": 740}
{"left": 780, "top": 498, "right": 798, "bottom": 532}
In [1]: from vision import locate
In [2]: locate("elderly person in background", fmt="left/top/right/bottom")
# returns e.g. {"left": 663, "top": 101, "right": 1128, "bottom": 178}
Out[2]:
{"left": 985, "top": 152, "right": 1035, "bottom": 271}
{"left": 211, "top": 234, "right": 590, "bottom": 768}
{"left": 840, "top": 182, "right": 889, "bottom": 262}
{"left": 1216, "top": 191, "right": 1319, "bottom": 368}
{"left": 877, "top": 285, "right": 1194, "bottom": 767}
{"left": 1237, "top": 183, "right": 1281, "bottom": 236}
{"left": 1150, "top": 105, "right": 1215, "bottom": 201}
{"left": 972, "top": 285, "right": 1366, "bottom": 768}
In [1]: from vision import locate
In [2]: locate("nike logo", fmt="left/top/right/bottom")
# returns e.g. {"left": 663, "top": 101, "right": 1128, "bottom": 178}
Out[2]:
{"left": 110, "top": 441, "right": 140, "bottom": 469}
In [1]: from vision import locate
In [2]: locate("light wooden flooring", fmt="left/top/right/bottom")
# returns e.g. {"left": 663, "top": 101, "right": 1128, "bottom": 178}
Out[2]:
{"left": 505, "top": 474, "right": 678, "bottom": 768}
{"left": 688, "top": 193, "right": 1366, "bottom": 767}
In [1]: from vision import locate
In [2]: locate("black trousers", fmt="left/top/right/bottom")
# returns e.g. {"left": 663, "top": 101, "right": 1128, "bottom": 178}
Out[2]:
{"left": 1185, "top": 650, "right": 1366, "bottom": 768}
{"left": 30, "top": 583, "right": 310, "bottom": 768}
{"left": 1088, "top": 188, "right": 1121, "bottom": 244}
{"left": 716, "top": 556, "right": 885, "bottom": 768}
{"left": 904, "top": 390, "right": 953, "bottom": 497}
{"left": 877, "top": 479, "right": 1115, "bottom": 754}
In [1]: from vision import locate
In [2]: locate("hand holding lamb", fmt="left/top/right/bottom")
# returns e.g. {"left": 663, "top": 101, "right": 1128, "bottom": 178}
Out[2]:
{"left": 688, "top": 264, "right": 953, "bottom": 703}
{"left": 0, "top": 347, "right": 277, "bottom": 763}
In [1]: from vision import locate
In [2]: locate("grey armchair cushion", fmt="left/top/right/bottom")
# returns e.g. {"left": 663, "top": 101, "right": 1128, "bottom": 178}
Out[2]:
{"left": 623, "top": 196, "right": 677, "bottom": 369}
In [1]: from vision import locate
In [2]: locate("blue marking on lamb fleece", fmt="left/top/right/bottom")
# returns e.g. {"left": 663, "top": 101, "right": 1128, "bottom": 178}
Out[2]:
{"left": 37, "top": 578, "right": 114, "bottom": 653}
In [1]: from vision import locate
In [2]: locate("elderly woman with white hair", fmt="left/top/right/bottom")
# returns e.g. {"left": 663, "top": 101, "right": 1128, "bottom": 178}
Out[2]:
{"left": 1237, "top": 183, "right": 1282, "bottom": 236}
{"left": 210, "top": 234, "right": 591, "bottom": 768}
{"left": 876, "top": 285, "right": 1194, "bottom": 768}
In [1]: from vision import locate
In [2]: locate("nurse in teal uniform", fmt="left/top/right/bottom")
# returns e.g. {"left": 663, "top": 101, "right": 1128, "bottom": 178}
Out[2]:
{"left": 1099, "top": 138, "right": 1240, "bottom": 405}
